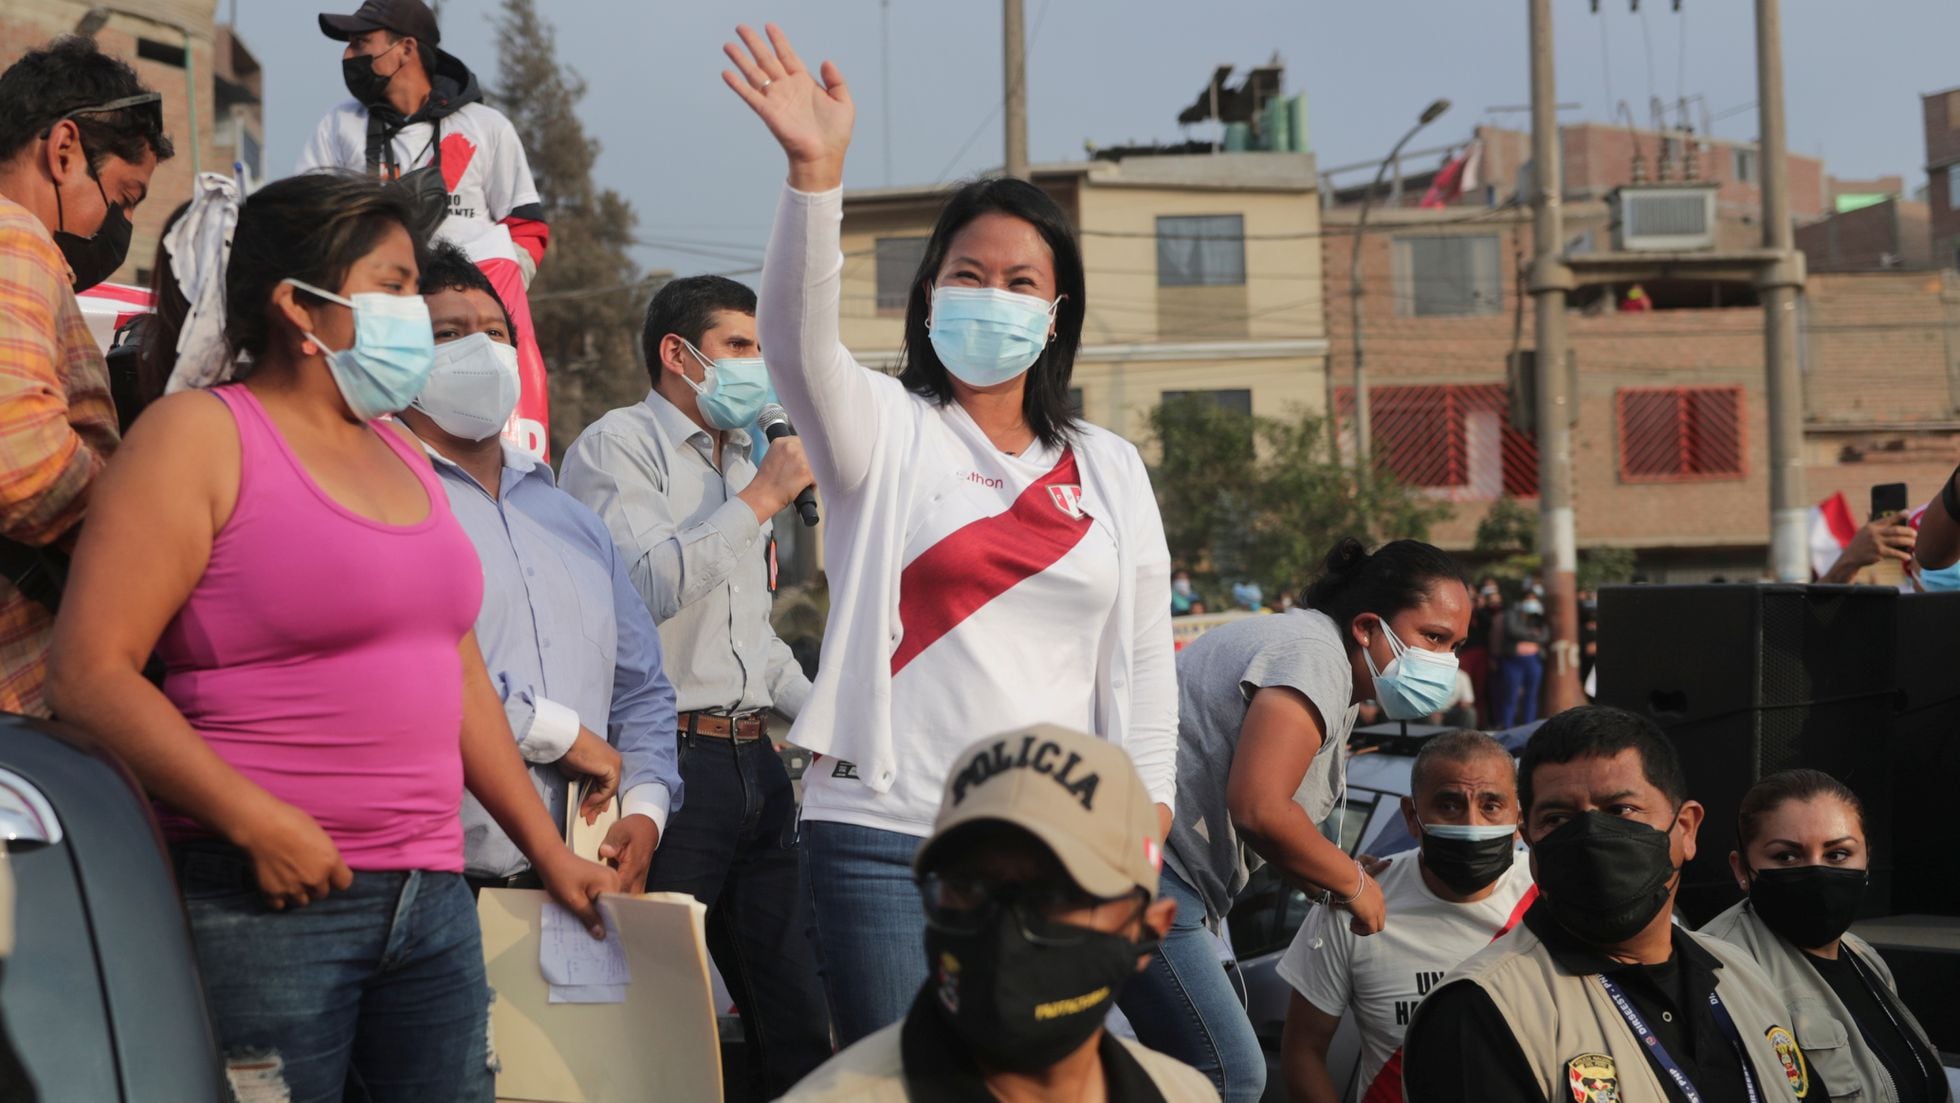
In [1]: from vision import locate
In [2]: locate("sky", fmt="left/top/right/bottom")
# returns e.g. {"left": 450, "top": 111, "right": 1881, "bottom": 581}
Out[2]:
{"left": 235, "top": 0, "right": 1960, "bottom": 281}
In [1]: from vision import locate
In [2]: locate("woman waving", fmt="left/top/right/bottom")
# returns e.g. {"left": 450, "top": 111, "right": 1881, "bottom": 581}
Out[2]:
{"left": 723, "top": 25, "right": 1178, "bottom": 1044}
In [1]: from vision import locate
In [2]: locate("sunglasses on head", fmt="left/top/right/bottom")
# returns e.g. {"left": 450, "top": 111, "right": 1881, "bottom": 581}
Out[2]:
{"left": 40, "top": 93, "right": 165, "bottom": 140}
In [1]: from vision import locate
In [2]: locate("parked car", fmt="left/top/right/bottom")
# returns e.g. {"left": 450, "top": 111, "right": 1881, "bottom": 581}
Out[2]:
{"left": 0, "top": 715, "right": 222, "bottom": 1101}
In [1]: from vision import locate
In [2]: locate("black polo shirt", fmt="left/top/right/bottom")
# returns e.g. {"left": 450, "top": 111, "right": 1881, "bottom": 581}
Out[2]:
{"left": 898, "top": 987, "right": 1168, "bottom": 1102}
{"left": 1404, "top": 899, "right": 1823, "bottom": 1103}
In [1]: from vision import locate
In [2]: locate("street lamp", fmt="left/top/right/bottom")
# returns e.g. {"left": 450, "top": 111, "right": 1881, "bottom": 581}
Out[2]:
{"left": 1342, "top": 98, "right": 1449, "bottom": 478}
{"left": 75, "top": 6, "right": 200, "bottom": 177}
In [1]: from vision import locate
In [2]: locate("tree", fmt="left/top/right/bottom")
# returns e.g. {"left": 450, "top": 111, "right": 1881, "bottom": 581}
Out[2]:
{"left": 1147, "top": 397, "right": 1453, "bottom": 600}
{"left": 495, "top": 0, "right": 659, "bottom": 451}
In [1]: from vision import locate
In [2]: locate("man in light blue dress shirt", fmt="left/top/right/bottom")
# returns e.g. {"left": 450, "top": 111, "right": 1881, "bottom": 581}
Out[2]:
{"left": 403, "top": 244, "right": 681, "bottom": 893}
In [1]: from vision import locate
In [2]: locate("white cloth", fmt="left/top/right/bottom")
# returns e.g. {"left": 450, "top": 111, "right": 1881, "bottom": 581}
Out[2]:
{"left": 162, "top": 172, "right": 240, "bottom": 394}
{"left": 757, "top": 185, "right": 1178, "bottom": 816}
{"left": 1277, "top": 850, "right": 1535, "bottom": 1102}
{"left": 799, "top": 424, "right": 1121, "bottom": 834}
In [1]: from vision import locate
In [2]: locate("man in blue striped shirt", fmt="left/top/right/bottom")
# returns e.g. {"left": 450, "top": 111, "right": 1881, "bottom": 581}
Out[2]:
{"left": 403, "top": 242, "right": 681, "bottom": 892}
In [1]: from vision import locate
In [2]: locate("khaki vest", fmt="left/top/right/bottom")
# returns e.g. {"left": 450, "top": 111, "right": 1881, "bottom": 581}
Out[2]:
{"left": 1437, "top": 923, "right": 1817, "bottom": 1102}
{"left": 1701, "top": 900, "right": 1942, "bottom": 1103}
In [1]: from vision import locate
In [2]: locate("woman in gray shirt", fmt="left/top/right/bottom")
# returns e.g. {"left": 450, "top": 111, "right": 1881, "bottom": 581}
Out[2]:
{"left": 1117, "top": 537, "right": 1473, "bottom": 1103}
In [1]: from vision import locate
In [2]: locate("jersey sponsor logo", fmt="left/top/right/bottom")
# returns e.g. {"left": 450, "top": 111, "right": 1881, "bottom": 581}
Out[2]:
{"left": 959, "top": 469, "right": 1005, "bottom": 489}
{"left": 831, "top": 760, "right": 859, "bottom": 780}
{"left": 1766, "top": 1025, "right": 1809, "bottom": 1098}
{"left": 1565, "top": 1053, "right": 1619, "bottom": 1103}
{"left": 950, "top": 733, "right": 1100, "bottom": 811}
{"left": 1048, "top": 483, "right": 1085, "bottom": 519}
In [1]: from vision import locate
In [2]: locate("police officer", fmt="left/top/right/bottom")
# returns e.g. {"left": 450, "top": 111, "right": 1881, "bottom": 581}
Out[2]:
{"left": 1403, "top": 707, "right": 1823, "bottom": 1103}
{"left": 782, "top": 724, "right": 1217, "bottom": 1102}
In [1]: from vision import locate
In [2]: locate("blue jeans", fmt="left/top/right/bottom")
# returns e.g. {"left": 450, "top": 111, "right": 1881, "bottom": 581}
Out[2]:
{"left": 799, "top": 820, "right": 928, "bottom": 1047}
{"left": 174, "top": 842, "right": 490, "bottom": 1103}
{"left": 1117, "top": 867, "right": 1266, "bottom": 1103}
{"left": 643, "top": 735, "right": 832, "bottom": 1098}
{"left": 1494, "top": 653, "right": 1545, "bottom": 728}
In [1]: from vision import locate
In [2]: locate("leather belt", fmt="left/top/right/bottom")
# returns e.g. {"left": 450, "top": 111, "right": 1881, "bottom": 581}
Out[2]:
{"left": 680, "top": 710, "right": 768, "bottom": 741}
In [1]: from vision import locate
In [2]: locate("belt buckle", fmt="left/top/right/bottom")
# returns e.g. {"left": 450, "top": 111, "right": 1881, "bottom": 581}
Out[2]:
{"left": 728, "top": 710, "right": 765, "bottom": 744}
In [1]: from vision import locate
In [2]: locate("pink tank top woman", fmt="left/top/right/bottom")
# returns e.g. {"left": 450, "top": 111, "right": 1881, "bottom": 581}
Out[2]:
{"left": 154, "top": 384, "right": 484, "bottom": 872}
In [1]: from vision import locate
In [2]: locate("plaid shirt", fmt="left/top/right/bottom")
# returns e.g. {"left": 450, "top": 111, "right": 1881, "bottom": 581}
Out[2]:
{"left": 0, "top": 196, "right": 119, "bottom": 716}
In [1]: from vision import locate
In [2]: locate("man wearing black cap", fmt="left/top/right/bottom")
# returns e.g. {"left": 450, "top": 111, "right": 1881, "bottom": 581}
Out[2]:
{"left": 301, "top": 0, "right": 550, "bottom": 282}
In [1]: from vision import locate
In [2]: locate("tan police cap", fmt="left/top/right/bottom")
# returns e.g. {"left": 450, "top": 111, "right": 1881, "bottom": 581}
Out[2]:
{"left": 914, "top": 724, "right": 1165, "bottom": 900}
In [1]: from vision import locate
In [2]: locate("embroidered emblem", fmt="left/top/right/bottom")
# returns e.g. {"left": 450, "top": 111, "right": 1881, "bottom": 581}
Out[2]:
{"left": 1048, "top": 484, "right": 1085, "bottom": 519}
{"left": 1566, "top": 1052, "right": 1619, "bottom": 1103}
{"left": 1766, "top": 1025, "right": 1809, "bottom": 1098}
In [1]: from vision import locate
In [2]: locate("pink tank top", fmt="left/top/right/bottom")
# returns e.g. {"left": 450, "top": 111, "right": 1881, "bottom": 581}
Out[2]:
{"left": 155, "top": 385, "right": 484, "bottom": 872}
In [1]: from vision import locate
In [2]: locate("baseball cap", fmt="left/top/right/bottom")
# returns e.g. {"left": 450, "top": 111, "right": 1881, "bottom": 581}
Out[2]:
{"left": 319, "top": 0, "right": 440, "bottom": 46}
{"left": 914, "top": 725, "right": 1165, "bottom": 900}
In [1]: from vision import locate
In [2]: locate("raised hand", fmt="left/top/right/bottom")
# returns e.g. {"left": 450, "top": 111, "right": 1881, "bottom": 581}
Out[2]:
{"left": 721, "top": 23, "right": 854, "bottom": 191}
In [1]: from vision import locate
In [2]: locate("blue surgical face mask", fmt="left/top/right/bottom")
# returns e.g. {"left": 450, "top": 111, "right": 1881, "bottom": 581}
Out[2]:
{"left": 681, "top": 340, "right": 770, "bottom": 431}
{"left": 1518, "top": 597, "right": 1544, "bottom": 616}
{"left": 927, "top": 286, "right": 1061, "bottom": 388}
{"left": 413, "top": 332, "right": 520, "bottom": 442}
{"left": 1917, "top": 558, "right": 1960, "bottom": 593}
{"left": 1363, "top": 616, "right": 1461, "bottom": 720}
{"left": 287, "top": 278, "right": 436, "bottom": 421}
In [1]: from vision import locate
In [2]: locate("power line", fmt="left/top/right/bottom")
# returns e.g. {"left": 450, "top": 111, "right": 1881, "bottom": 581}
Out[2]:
{"left": 932, "top": 0, "right": 1055, "bottom": 184}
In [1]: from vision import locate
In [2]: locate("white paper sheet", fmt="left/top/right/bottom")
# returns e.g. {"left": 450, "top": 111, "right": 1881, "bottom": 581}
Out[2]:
{"left": 540, "top": 900, "right": 630, "bottom": 1004}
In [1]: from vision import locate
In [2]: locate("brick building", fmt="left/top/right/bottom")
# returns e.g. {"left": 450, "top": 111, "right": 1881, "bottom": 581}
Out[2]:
{"left": 1, "top": 0, "right": 263, "bottom": 288}
{"left": 1922, "top": 87, "right": 1960, "bottom": 270}
{"left": 1322, "top": 197, "right": 1960, "bottom": 578}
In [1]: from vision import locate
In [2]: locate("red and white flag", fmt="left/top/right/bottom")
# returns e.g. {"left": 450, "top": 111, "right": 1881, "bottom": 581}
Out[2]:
{"left": 1420, "top": 141, "right": 1483, "bottom": 210}
{"left": 1809, "top": 491, "right": 1858, "bottom": 579}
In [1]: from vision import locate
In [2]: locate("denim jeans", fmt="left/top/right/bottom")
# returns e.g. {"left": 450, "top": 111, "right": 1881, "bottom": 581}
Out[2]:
{"left": 173, "top": 842, "right": 490, "bottom": 1103}
{"left": 798, "top": 819, "right": 928, "bottom": 1047}
{"left": 1116, "top": 867, "right": 1266, "bottom": 1103}
{"left": 642, "top": 735, "right": 832, "bottom": 1098}
{"left": 1494, "top": 653, "right": 1545, "bottom": 728}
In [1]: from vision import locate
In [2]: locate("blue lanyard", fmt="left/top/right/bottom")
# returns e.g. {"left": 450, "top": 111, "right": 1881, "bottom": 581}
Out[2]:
{"left": 1597, "top": 975, "right": 1762, "bottom": 1103}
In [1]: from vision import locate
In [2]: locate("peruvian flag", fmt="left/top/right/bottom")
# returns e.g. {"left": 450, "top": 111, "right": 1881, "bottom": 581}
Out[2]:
{"left": 1809, "top": 491, "right": 1859, "bottom": 579}
{"left": 1421, "top": 141, "right": 1482, "bottom": 210}
{"left": 461, "top": 224, "right": 551, "bottom": 461}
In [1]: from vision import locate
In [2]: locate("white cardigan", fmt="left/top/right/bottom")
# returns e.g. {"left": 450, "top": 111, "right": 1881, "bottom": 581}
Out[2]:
{"left": 757, "top": 185, "right": 1179, "bottom": 808}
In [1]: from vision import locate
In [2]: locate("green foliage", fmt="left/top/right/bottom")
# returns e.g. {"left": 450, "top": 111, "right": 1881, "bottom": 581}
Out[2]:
{"left": 1474, "top": 497, "right": 1538, "bottom": 557}
{"left": 1147, "top": 396, "right": 1452, "bottom": 599}
{"left": 1577, "top": 545, "right": 1637, "bottom": 590}
{"left": 495, "top": 0, "right": 658, "bottom": 452}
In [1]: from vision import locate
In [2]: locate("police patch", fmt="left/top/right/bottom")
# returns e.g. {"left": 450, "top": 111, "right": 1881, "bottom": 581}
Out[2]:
{"left": 1766, "top": 1025, "right": 1809, "bottom": 1098}
{"left": 1566, "top": 1052, "right": 1619, "bottom": 1103}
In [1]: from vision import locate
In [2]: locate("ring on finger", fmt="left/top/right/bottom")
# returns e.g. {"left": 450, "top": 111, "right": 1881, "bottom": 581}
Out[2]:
{"left": 759, "top": 77, "right": 773, "bottom": 90}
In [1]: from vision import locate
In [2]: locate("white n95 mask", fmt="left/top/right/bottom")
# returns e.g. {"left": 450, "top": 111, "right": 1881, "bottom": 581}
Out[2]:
{"left": 412, "top": 333, "right": 521, "bottom": 442}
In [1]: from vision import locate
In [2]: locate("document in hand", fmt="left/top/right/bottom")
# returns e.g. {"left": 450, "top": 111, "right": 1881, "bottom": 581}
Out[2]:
{"left": 478, "top": 888, "right": 721, "bottom": 1103}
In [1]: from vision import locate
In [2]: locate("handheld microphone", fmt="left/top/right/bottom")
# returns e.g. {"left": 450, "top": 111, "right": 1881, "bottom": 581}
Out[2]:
{"left": 757, "top": 404, "right": 819, "bottom": 527}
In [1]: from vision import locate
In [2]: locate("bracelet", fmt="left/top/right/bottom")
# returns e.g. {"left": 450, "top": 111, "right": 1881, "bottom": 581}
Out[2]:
{"left": 1333, "top": 860, "right": 1367, "bottom": 906}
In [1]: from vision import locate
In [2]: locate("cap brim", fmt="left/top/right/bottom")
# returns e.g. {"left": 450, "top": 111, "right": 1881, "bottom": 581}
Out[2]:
{"left": 319, "top": 13, "right": 385, "bottom": 40}
{"left": 915, "top": 814, "right": 1141, "bottom": 901}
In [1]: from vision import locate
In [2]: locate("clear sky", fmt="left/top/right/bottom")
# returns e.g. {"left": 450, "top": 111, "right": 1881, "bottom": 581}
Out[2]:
{"left": 240, "top": 0, "right": 1960, "bottom": 281}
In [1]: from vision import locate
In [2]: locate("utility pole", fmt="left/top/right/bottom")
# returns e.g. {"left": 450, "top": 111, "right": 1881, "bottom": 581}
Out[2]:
{"left": 1757, "top": 0, "right": 1808, "bottom": 581}
{"left": 1528, "top": 0, "right": 1584, "bottom": 713}
{"left": 881, "top": 0, "right": 894, "bottom": 185}
{"left": 1003, "top": 0, "right": 1029, "bottom": 179}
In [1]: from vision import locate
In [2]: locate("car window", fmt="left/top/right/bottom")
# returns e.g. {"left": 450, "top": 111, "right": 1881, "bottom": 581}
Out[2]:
{"left": 1317, "top": 789, "right": 1382, "bottom": 855}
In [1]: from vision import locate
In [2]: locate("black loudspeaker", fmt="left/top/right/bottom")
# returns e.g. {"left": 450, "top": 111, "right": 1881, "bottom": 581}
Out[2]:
{"left": 1596, "top": 584, "right": 1901, "bottom": 926}
{"left": 1887, "top": 592, "right": 1960, "bottom": 917}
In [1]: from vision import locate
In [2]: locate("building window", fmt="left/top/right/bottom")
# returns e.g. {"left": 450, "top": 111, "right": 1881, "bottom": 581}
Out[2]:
{"left": 1392, "top": 234, "right": 1501, "bottom": 317}
{"left": 1156, "top": 215, "right": 1246, "bottom": 287}
{"left": 1335, "top": 383, "right": 1537, "bottom": 499}
{"left": 1616, "top": 387, "right": 1744, "bottom": 482}
{"left": 136, "top": 37, "right": 186, "bottom": 68}
{"left": 1733, "top": 147, "right": 1758, "bottom": 185}
{"left": 875, "top": 236, "right": 928, "bottom": 313}
{"left": 1948, "top": 168, "right": 1960, "bottom": 213}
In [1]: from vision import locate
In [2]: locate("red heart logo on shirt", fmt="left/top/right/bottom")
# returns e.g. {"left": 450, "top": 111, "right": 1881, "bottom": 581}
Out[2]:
{"left": 439, "top": 133, "right": 477, "bottom": 194}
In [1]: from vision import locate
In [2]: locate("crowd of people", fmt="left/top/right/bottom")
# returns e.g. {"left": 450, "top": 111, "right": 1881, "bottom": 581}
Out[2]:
{"left": 0, "top": 6, "right": 1953, "bottom": 1103}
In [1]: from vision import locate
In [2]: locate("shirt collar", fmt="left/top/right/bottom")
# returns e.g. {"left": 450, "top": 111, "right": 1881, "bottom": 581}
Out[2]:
{"left": 897, "top": 986, "right": 1166, "bottom": 1103}
{"left": 641, "top": 387, "right": 752, "bottom": 453}
{"left": 1522, "top": 896, "right": 1722, "bottom": 978}
{"left": 416, "top": 433, "right": 553, "bottom": 497}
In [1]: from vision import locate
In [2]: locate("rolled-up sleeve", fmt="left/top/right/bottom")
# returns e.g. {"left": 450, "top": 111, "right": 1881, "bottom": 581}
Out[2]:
{"left": 561, "top": 429, "right": 764, "bottom": 623}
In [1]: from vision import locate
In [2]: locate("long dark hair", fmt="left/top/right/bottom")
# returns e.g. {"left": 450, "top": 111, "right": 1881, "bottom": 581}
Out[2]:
{"left": 223, "top": 171, "right": 424, "bottom": 364}
{"left": 1303, "top": 536, "right": 1469, "bottom": 653}
{"left": 895, "top": 177, "right": 1086, "bottom": 450}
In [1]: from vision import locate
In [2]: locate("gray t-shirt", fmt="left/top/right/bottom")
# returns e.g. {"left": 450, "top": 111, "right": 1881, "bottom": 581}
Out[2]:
{"left": 1165, "top": 609, "right": 1359, "bottom": 923}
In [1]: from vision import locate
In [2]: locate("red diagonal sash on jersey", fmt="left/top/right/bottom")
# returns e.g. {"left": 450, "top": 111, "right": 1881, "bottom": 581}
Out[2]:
{"left": 891, "top": 450, "right": 1093, "bottom": 676}
{"left": 1360, "top": 884, "right": 1539, "bottom": 1103}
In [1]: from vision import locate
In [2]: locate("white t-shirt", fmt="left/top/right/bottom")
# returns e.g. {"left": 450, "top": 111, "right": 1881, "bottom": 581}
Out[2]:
{"left": 297, "top": 99, "right": 541, "bottom": 252}
{"left": 1277, "top": 849, "right": 1536, "bottom": 1102}
{"left": 801, "top": 408, "right": 1120, "bottom": 835}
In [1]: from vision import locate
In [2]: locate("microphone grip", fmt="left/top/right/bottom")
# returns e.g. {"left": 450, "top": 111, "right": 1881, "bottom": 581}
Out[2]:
{"left": 762, "top": 420, "right": 819, "bottom": 526}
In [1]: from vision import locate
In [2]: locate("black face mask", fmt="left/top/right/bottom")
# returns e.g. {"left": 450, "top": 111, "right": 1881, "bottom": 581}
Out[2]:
{"left": 1532, "top": 811, "right": 1677, "bottom": 945}
{"left": 1748, "top": 865, "right": 1867, "bottom": 950}
{"left": 52, "top": 167, "right": 131, "bottom": 293}
{"left": 924, "top": 905, "right": 1151, "bottom": 1074}
{"left": 342, "top": 50, "right": 397, "bottom": 106}
{"left": 1420, "top": 826, "right": 1518, "bottom": 896}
